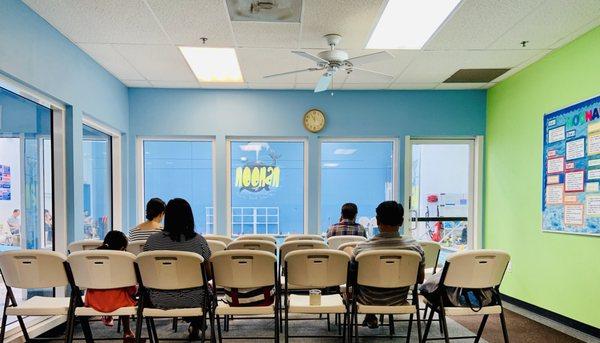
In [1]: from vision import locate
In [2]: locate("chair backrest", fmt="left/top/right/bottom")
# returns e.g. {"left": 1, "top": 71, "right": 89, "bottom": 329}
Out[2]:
{"left": 337, "top": 242, "right": 360, "bottom": 257}
{"left": 203, "top": 234, "right": 233, "bottom": 245}
{"left": 443, "top": 250, "right": 510, "bottom": 289}
{"left": 68, "top": 239, "right": 104, "bottom": 253}
{"left": 235, "top": 234, "right": 277, "bottom": 244}
{"left": 419, "top": 241, "right": 441, "bottom": 270}
{"left": 207, "top": 240, "right": 227, "bottom": 253}
{"left": 127, "top": 240, "right": 146, "bottom": 255}
{"left": 284, "top": 234, "right": 325, "bottom": 242}
{"left": 285, "top": 249, "right": 349, "bottom": 288}
{"left": 356, "top": 250, "right": 421, "bottom": 288}
{"left": 136, "top": 251, "right": 204, "bottom": 290}
{"left": 279, "top": 240, "right": 329, "bottom": 262}
{"left": 0, "top": 250, "right": 68, "bottom": 289}
{"left": 327, "top": 235, "right": 367, "bottom": 250}
{"left": 67, "top": 250, "right": 137, "bottom": 289}
{"left": 210, "top": 250, "right": 276, "bottom": 289}
{"left": 228, "top": 240, "right": 277, "bottom": 254}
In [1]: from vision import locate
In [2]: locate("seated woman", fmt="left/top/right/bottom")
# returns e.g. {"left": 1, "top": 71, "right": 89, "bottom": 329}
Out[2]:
{"left": 143, "top": 198, "right": 211, "bottom": 339}
{"left": 129, "top": 197, "right": 165, "bottom": 241}
{"left": 84, "top": 231, "right": 137, "bottom": 342}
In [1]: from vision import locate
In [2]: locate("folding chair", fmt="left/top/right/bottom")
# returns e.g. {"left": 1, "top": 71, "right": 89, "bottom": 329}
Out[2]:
{"left": 337, "top": 242, "right": 360, "bottom": 257}
{"left": 204, "top": 235, "right": 233, "bottom": 246}
{"left": 419, "top": 241, "right": 441, "bottom": 276}
{"left": 67, "top": 239, "right": 103, "bottom": 253}
{"left": 227, "top": 240, "right": 277, "bottom": 254}
{"left": 210, "top": 250, "right": 278, "bottom": 342}
{"left": 351, "top": 250, "right": 422, "bottom": 342}
{"left": 284, "top": 235, "right": 325, "bottom": 242}
{"left": 65, "top": 250, "right": 139, "bottom": 343}
{"left": 327, "top": 236, "right": 366, "bottom": 250}
{"left": 0, "top": 250, "right": 72, "bottom": 342}
{"left": 284, "top": 249, "right": 350, "bottom": 342}
{"left": 234, "top": 235, "right": 277, "bottom": 244}
{"left": 135, "top": 250, "right": 215, "bottom": 343}
{"left": 207, "top": 240, "right": 228, "bottom": 254}
{"left": 422, "top": 250, "right": 511, "bottom": 343}
{"left": 127, "top": 240, "right": 147, "bottom": 255}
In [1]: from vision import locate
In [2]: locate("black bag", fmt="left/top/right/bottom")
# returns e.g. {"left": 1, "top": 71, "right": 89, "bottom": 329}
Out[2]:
{"left": 419, "top": 273, "right": 497, "bottom": 311}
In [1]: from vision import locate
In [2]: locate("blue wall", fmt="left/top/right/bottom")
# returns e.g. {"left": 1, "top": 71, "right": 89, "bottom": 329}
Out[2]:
{"left": 0, "top": 0, "right": 130, "bottom": 240}
{"left": 128, "top": 88, "right": 486, "bottom": 234}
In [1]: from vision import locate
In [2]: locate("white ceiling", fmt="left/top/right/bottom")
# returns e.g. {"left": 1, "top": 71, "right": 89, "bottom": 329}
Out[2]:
{"left": 22, "top": 0, "right": 600, "bottom": 90}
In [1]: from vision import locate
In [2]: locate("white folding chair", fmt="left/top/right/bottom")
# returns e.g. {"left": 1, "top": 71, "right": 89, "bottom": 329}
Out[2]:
{"left": 210, "top": 250, "right": 278, "bottom": 342}
{"left": 65, "top": 250, "right": 138, "bottom": 343}
{"left": 284, "top": 249, "right": 350, "bottom": 342}
{"left": 67, "top": 239, "right": 103, "bottom": 253}
{"left": 207, "top": 240, "right": 228, "bottom": 253}
{"left": 204, "top": 234, "right": 233, "bottom": 246}
{"left": 419, "top": 241, "right": 441, "bottom": 276}
{"left": 351, "top": 250, "right": 423, "bottom": 342}
{"left": 135, "top": 250, "right": 215, "bottom": 343}
{"left": 127, "top": 240, "right": 147, "bottom": 255}
{"left": 422, "top": 250, "right": 511, "bottom": 343}
{"left": 337, "top": 242, "right": 360, "bottom": 257}
{"left": 0, "top": 250, "right": 71, "bottom": 342}
{"left": 234, "top": 235, "right": 277, "bottom": 244}
{"left": 327, "top": 235, "right": 367, "bottom": 250}
{"left": 227, "top": 240, "right": 277, "bottom": 254}
{"left": 284, "top": 235, "right": 325, "bottom": 242}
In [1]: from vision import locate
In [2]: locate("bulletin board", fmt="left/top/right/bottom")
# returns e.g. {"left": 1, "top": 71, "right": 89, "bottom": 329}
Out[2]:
{"left": 542, "top": 94, "right": 600, "bottom": 236}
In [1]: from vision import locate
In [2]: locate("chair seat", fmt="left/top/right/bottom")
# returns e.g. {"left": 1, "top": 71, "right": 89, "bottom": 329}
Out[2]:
{"left": 357, "top": 302, "right": 416, "bottom": 314}
{"left": 144, "top": 307, "right": 203, "bottom": 317}
{"left": 288, "top": 294, "right": 346, "bottom": 314}
{"left": 215, "top": 302, "right": 275, "bottom": 315}
{"left": 6, "top": 296, "right": 71, "bottom": 316}
{"left": 424, "top": 298, "right": 502, "bottom": 316}
{"left": 75, "top": 306, "right": 137, "bottom": 317}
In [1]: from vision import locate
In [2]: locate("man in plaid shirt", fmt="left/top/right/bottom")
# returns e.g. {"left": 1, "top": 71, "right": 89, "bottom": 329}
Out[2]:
{"left": 326, "top": 203, "right": 367, "bottom": 238}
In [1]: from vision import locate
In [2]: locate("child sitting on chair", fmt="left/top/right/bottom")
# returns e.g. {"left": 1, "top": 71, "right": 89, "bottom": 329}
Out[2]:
{"left": 84, "top": 231, "right": 137, "bottom": 342}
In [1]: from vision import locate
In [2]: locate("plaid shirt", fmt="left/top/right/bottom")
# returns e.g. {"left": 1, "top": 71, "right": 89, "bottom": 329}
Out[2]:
{"left": 326, "top": 219, "right": 367, "bottom": 238}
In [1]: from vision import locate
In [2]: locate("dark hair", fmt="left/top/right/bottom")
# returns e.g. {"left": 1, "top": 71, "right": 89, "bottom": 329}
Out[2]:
{"left": 13, "top": 209, "right": 20, "bottom": 213}
{"left": 163, "top": 198, "right": 196, "bottom": 242}
{"left": 341, "top": 203, "right": 358, "bottom": 220}
{"left": 98, "top": 230, "right": 128, "bottom": 251}
{"left": 145, "top": 197, "right": 166, "bottom": 221}
{"left": 376, "top": 201, "right": 404, "bottom": 227}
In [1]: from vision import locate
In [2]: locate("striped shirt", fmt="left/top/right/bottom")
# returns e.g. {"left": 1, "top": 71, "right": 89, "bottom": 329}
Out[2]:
{"left": 326, "top": 220, "right": 367, "bottom": 238}
{"left": 128, "top": 226, "right": 163, "bottom": 241}
{"left": 353, "top": 232, "right": 425, "bottom": 306}
{"left": 143, "top": 232, "right": 211, "bottom": 309}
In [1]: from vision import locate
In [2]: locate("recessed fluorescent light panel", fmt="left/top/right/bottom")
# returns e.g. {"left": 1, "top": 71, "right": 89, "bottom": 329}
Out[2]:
{"left": 179, "top": 47, "right": 244, "bottom": 82}
{"left": 366, "top": 0, "right": 462, "bottom": 49}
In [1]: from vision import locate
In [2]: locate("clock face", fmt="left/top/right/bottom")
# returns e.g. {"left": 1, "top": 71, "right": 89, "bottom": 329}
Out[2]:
{"left": 304, "top": 109, "right": 325, "bottom": 133}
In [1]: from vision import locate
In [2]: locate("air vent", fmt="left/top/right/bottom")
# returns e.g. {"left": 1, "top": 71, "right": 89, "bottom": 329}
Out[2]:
{"left": 444, "top": 68, "right": 510, "bottom": 83}
{"left": 226, "top": 0, "right": 302, "bottom": 22}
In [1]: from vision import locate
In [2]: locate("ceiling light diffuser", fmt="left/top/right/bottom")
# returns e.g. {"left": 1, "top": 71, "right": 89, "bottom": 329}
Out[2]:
{"left": 366, "top": 0, "right": 462, "bottom": 49}
{"left": 179, "top": 47, "right": 244, "bottom": 82}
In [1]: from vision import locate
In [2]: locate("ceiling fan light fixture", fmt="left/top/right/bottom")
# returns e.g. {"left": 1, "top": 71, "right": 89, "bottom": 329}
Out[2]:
{"left": 366, "top": 0, "right": 462, "bottom": 49}
{"left": 179, "top": 47, "right": 244, "bottom": 83}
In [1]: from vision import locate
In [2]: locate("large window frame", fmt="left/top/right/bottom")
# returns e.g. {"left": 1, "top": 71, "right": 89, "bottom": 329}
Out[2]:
{"left": 136, "top": 136, "right": 217, "bottom": 233}
{"left": 318, "top": 137, "right": 399, "bottom": 234}
{"left": 226, "top": 137, "right": 309, "bottom": 237}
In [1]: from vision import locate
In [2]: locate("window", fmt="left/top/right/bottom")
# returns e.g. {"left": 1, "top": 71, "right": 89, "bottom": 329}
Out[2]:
{"left": 142, "top": 139, "right": 214, "bottom": 234}
{"left": 229, "top": 140, "right": 305, "bottom": 236}
{"left": 82, "top": 125, "right": 112, "bottom": 240}
{"left": 320, "top": 140, "right": 395, "bottom": 234}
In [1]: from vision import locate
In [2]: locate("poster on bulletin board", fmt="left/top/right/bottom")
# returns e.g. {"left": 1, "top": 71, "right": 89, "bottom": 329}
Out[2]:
{"left": 542, "top": 94, "right": 600, "bottom": 236}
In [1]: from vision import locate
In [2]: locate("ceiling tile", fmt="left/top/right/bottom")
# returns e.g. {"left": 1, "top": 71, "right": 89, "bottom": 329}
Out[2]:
{"left": 388, "top": 83, "right": 439, "bottom": 90}
{"left": 490, "top": 0, "right": 600, "bottom": 49}
{"left": 550, "top": 16, "right": 600, "bottom": 49}
{"left": 294, "top": 83, "right": 344, "bottom": 91}
{"left": 22, "top": 0, "right": 170, "bottom": 44}
{"left": 233, "top": 22, "right": 300, "bottom": 48}
{"left": 343, "top": 49, "right": 418, "bottom": 83}
{"left": 425, "top": 0, "right": 545, "bottom": 50}
{"left": 145, "top": 0, "right": 234, "bottom": 47}
{"left": 341, "top": 83, "right": 391, "bottom": 90}
{"left": 248, "top": 83, "right": 295, "bottom": 89}
{"left": 435, "top": 83, "right": 486, "bottom": 90}
{"left": 78, "top": 43, "right": 143, "bottom": 80}
{"left": 123, "top": 80, "right": 152, "bottom": 87}
{"left": 149, "top": 80, "right": 200, "bottom": 88}
{"left": 299, "top": 0, "right": 385, "bottom": 49}
{"left": 114, "top": 45, "right": 196, "bottom": 82}
{"left": 236, "top": 48, "right": 304, "bottom": 83}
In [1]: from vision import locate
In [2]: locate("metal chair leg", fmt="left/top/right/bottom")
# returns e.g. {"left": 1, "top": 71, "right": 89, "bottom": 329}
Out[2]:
{"left": 216, "top": 315, "right": 223, "bottom": 343}
{"left": 172, "top": 317, "right": 178, "bottom": 332}
{"left": 389, "top": 314, "right": 395, "bottom": 336}
{"left": 422, "top": 306, "right": 435, "bottom": 342}
{"left": 405, "top": 313, "right": 413, "bottom": 343}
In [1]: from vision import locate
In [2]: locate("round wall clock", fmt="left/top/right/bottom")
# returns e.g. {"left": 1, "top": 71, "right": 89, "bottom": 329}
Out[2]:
{"left": 303, "top": 109, "right": 326, "bottom": 133}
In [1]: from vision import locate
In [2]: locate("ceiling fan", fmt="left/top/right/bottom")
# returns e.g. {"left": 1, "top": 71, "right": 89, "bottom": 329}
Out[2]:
{"left": 264, "top": 34, "right": 395, "bottom": 92}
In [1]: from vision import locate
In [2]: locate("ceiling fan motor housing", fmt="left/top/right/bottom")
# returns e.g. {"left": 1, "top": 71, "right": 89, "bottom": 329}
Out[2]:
{"left": 317, "top": 50, "right": 349, "bottom": 63}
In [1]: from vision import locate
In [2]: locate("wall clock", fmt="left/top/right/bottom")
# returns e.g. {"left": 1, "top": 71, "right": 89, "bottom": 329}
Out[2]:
{"left": 303, "top": 109, "right": 326, "bottom": 133}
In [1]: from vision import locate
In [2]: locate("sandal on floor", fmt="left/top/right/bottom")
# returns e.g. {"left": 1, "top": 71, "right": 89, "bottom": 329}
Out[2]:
{"left": 101, "top": 316, "right": 114, "bottom": 327}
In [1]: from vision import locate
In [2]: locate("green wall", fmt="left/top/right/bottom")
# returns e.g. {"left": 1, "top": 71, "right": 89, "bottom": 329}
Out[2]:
{"left": 486, "top": 26, "right": 600, "bottom": 328}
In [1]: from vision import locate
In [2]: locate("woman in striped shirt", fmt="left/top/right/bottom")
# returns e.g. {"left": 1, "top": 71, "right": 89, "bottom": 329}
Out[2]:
{"left": 128, "top": 198, "right": 165, "bottom": 241}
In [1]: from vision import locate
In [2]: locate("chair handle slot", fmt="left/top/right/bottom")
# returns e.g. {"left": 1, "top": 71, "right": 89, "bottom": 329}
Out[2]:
{"left": 155, "top": 257, "right": 177, "bottom": 261}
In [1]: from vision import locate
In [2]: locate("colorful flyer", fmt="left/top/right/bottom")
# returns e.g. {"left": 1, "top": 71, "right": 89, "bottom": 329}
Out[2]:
{"left": 585, "top": 194, "right": 600, "bottom": 217}
{"left": 564, "top": 170, "right": 585, "bottom": 192}
{"left": 566, "top": 138, "right": 585, "bottom": 160}
{"left": 564, "top": 195, "right": 578, "bottom": 204}
{"left": 547, "top": 175, "right": 560, "bottom": 184}
{"left": 547, "top": 157, "right": 564, "bottom": 174}
{"left": 588, "top": 133, "right": 600, "bottom": 155}
{"left": 585, "top": 182, "right": 599, "bottom": 192}
{"left": 564, "top": 204, "right": 584, "bottom": 226}
{"left": 588, "top": 169, "right": 600, "bottom": 180}
{"left": 545, "top": 184, "right": 564, "bottom": 205}
{"left": 548, "top": 125, "right": 565, "bottom": 143}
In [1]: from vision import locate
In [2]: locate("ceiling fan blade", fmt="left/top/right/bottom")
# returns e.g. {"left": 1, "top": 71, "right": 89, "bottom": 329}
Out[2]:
{"left": 350, "top": 67, "right": 394, "bottom": 79}
{"left": 346, "top": 51, "right": 394, "bottom": 66}
{"left": 292, "top": 50, "right": 329, "bottom": 64}
{"left": 314, "top": 73, "right": 332, "bottom": 93}
{"left": 263, "top": 68, "right": 319, "bottom": 79}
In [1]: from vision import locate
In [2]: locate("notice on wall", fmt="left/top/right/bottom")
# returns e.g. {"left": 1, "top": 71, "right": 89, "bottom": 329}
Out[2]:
{"left": 542, "top": 94, "right": 600, "bottom": 236}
